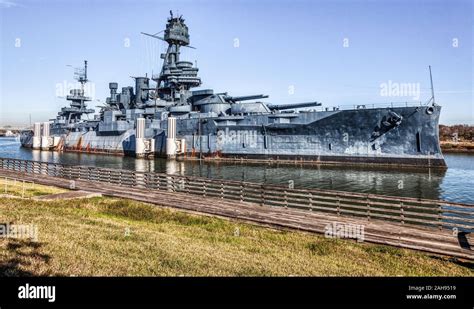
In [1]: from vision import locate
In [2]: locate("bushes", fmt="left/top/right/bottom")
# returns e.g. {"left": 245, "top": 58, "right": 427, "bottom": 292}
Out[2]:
{"left": 439, "top": 125, "right": 474, "bottom": 141}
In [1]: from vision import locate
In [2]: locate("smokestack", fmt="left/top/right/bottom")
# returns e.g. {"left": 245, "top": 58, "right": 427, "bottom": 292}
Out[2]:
{"left": 109, "top": 83, "right": 118, "bottom": 103}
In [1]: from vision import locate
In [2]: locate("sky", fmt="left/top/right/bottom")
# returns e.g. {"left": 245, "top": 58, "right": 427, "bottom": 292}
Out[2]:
{"left": 0, "top": 0, "right": 472, "bottom": 126}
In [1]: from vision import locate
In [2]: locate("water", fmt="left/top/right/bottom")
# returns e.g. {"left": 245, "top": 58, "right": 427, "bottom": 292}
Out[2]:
{"left": 1, "top": 136, "right": 473, "bottom": 204}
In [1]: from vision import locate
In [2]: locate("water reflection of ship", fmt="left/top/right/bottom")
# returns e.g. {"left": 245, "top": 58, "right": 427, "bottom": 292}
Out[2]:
{"left": 22, "top": 148, "right": 448, "bottom": 201}
{"left": 135, "top": 159, "right": 186, "bottom": 175}
{"left": 31, "top": 149, "right": 60, "bottom": 164}
{"left": 176, "top": 161, "right": 447, "bottom": 200}
{"left": 135, "top": 159, "right": 154, "bottom": 173}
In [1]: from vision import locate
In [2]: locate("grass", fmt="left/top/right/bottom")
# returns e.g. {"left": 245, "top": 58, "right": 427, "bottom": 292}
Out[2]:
{"left": 0, "top": 177, "right": 66, "bottom": 198}
{"left": 0, "top": 184, "right": 472, "bottom": 276}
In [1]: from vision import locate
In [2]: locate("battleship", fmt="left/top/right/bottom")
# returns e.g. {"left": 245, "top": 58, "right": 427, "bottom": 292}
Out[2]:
{"left": 20, "top": 11, "right": 446, "bottom": 167}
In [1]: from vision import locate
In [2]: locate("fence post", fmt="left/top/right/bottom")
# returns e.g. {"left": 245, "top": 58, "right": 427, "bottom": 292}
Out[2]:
{"left": 309, "top": 192, "right": 313, "bottom": 211}
{"left": 400, "top": 201, "right": 404, "bottom": 225}
{"left": 168, "top": 176, "right": 174, "bottom": 192}
{"left": 437, "top": 205, "right": 443, "bottom": 230}
{"left": 367, "top": 195, "right": 371, "bottom": 221}
{"left": 260, "top": 184, "right": 265, "bottom": 206}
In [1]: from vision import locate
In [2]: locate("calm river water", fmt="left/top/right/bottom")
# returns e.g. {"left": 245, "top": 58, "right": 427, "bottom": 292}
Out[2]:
{"left": 1, "top": 137, "right": 473, "bottom": 204}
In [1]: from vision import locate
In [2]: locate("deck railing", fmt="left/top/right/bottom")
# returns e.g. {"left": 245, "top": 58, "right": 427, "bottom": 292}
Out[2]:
{"left": 314, "top": 101, "right": 425, "bottom": 112}
{"left": 0, "top": 157, "right": 472, "bottom": 232}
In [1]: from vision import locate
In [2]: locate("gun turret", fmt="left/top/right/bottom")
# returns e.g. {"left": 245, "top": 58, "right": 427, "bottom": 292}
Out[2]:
{"left": 223, "top": 94, "right": 269, "bottom": 103}
{"left": 268, "top": 101, "right": 322, "bottom": 110}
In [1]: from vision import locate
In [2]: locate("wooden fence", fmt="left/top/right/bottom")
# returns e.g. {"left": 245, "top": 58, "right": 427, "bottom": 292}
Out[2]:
{"left": 0, "top": 157, "right": 473, "bottom": 232}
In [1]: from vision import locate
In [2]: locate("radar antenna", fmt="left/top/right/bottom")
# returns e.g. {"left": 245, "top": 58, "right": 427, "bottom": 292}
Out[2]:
{"left": 74, "top": 60, "right": 88, "bottom": 92}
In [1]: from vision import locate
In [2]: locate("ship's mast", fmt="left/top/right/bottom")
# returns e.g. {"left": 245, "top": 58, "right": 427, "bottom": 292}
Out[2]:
{"left": 429, "top": 65, "right": 436, "bottom": 105}
{"left": 59, "top": 60, "right": 94, "bottom": 125}
{"left": 74, "top": 60, "right": 89, "bottom": 110}
{"left": 141, "top": 11, "right": 201, "bottom": 103}
{"left": 81, "top": 60, "right": 88, "bottom": 93}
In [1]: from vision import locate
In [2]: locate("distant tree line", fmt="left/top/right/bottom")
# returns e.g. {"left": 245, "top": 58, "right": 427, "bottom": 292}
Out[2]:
{"left": 439, "top": 124, "right": 474, "bottom": 141}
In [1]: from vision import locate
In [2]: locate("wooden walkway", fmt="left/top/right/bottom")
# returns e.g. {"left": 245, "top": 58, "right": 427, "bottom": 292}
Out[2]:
{"left": 33, "top": 190, "right": 102, "bottom": 201}
{"left": 0, "top": 167, "right": 472, "bottom": 260}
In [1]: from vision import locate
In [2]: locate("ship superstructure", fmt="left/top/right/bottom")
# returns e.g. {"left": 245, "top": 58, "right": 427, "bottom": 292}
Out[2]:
{"left": 20, "top": 11, "right": 446, "bottom": 167}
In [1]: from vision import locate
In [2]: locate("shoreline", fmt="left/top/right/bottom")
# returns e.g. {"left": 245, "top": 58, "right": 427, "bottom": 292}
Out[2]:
{"left": 440, "top": 141, "right": 474, "bottom": 154}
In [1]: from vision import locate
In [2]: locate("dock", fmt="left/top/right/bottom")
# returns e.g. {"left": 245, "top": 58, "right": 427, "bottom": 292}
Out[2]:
{"left": 0, "top": 157, "right": 472, "bottom": 260}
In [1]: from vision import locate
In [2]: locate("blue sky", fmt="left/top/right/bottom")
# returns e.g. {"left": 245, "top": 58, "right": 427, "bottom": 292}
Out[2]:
{"left": 0, "top": 0, "right": 472, "bottom": 126}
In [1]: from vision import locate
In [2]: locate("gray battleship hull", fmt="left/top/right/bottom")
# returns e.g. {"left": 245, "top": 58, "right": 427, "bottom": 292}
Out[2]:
{"left": 173, "top": 104, "right": 445, "bottom": 167}
{"left": 21, "top": 104, "right": 446, "bottom": 167}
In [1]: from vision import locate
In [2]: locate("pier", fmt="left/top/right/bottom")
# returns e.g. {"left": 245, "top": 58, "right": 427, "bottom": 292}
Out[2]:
{"left": 0, "top": 157, "right": 472, "bottom": 260}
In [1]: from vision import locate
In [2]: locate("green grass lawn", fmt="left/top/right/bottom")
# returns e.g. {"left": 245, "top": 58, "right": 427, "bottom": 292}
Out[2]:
{"left": 0, "top": 185, "right": 472, "bottom": 276}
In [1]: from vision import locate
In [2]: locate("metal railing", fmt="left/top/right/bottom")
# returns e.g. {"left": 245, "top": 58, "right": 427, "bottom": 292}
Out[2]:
{"left": 313, "top": 101, "right": 425, "bottom": 112}
{"left": 0, "top": 157, "right": 472, "bottom": 232}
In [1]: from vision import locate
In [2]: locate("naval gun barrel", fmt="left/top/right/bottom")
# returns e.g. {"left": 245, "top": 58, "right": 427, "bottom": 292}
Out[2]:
{"left": 223, "top": 94, "right": 269, "bottom": 102}
{"left": 268, "top": 101, "right": 322, "bottom": 110}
